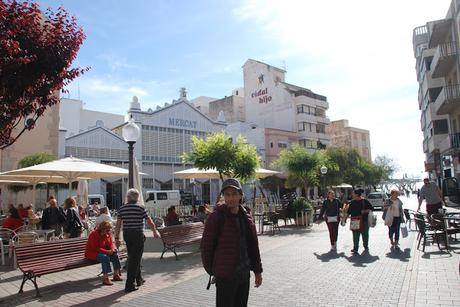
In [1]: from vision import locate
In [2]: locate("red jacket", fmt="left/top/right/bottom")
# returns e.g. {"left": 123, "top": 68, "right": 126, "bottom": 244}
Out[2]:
{"left": 3, "top": 217, "right": 24, "bottom": 231}
{"left": 201, "top": 204, "right": 262, "bottom": 279}
{"left": 85, "top": 229, "right": 115, "bottom": 261}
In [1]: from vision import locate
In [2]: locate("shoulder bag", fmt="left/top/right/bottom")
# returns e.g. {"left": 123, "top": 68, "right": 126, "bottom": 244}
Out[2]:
{"left": 327, "top": 200, "right": 339, "bottom": 223}
{"left": 349, "top": 201, "right": 364, "bottom": 232}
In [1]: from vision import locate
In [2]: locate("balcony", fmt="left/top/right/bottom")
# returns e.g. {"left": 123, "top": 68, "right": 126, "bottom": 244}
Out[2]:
{"left": 432, "top": 84, "right": 460, "bottom": 115}
{"left": 428, "top": 19, "right": 453, "bottom": 48}
{"left": 451, "top": 133, "right": 460, "bottom": 150}
{"left": 423, "top": 138, "right": 429, "bottom": 153}
{"left": 431, "top": 41, "right": 458, "bottom": 78}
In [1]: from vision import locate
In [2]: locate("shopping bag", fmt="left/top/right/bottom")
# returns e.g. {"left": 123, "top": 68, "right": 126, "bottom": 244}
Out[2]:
{"left": 400, "top": 223, "right": 408, "bottom": 238}
{"left": 368, "top": 211, "right": 377, "bottom": 227}
{"left": 327, "top": 215, "right": 338, "bottom": 223}
{"left": 384, "top": 210, "right": 393, "bottom": 226}
{"left": 350, "top": 216, "right": 363, "bottom": 231}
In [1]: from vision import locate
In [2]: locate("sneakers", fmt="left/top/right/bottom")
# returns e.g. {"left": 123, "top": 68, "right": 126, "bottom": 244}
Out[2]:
{"left": 350, "top": 249, "right": 358, "bottom": 254}
{"left": 136, "top": 279, "right": 146, "bottom": 287}
{"left": 330, "top": 244, "right": 337, "bottom": 251}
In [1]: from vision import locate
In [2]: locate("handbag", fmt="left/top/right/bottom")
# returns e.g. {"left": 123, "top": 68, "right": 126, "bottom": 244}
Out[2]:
{"left": 400, "top": 223, "right": 408, "bottom": 238}
{"left": 368, "top": 211, "right": 377, "bottom": 227}
{"left": 350, "top": 216, "right": 362, "bottom": 231}
{"left": 326, "top": 199, "right": 339, "bottom": 223}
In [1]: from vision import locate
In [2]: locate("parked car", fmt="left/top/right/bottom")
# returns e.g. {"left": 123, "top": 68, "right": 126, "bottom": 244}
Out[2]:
{"left": 366, "top": 192, "right": 386, "bottom": 210}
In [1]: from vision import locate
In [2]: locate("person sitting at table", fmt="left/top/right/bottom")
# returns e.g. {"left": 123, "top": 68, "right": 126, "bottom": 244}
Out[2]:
{"left": 85, "top": 221, "right": 122, "bottom": 286}
{"left": 196, "top": 205, "right": 207, "bottom": 223}
{"left": 78, "top": 205, "right": 87, "bottom": 221}
{"left": 42, "top": 198, "right": 66, "bottom": 238}
{"left": 96, "top": 206, "right": 113, "bottom": 227}
{"left": 166, "top": 206, "right": 181, "bottom": 226}
{"left": 26, "top": 205, "right": 40, "bottom": 226}
{"left": 17, "top": 204, "right": 28, "bottom": 220}
{"left": 3, "top": 207, "right": 24, "bottom": 231}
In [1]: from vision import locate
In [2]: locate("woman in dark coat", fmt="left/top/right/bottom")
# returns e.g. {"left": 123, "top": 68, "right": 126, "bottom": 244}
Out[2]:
{"left": 318, "top": 190, "right": 342, "bottom": 251}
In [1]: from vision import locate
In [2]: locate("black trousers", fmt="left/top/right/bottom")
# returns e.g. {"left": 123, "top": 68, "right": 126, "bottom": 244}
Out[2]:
{"left": 216, "top": 272, "right": 250, "bottom": 307}
{"left": 123, "top": 230, "right": 144, "bottom": 289}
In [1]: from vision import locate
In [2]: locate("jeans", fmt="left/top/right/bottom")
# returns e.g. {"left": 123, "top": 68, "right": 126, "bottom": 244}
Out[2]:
{"left": 96, "top": 252, "right": 121, "bottom": 274}
{"left": 123, "top": 230, "right": 144, "bottom": 289}
{"left": 388, "top": 216, "right": 401, "bottom": 242}
{"left": 352, "top": 222, "right": 369, "bottom": 251}
{"left": 326, "top": 222, "right": 339, "bottom": 245}
{"left": 216, "top": 271, "right": 250, "bottom": 307}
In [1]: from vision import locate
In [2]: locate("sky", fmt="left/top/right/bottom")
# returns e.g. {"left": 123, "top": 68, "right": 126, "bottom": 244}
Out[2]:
{"left": 37, "top": 0, "right": 452, "bottom": 178}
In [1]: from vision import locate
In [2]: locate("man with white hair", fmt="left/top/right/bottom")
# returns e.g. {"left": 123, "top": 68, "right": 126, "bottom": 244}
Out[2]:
{"left": 115, "top": 188, "right": 161, "bottom": 293}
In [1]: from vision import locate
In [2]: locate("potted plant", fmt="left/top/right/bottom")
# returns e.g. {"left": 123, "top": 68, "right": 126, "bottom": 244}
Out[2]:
{"left": 293, "top": 197, "right": 313, "bottom": 226}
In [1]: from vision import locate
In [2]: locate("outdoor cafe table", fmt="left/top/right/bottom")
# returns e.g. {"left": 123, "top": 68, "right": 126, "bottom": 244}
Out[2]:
{"left": 21, "top": 229, "right": 55, "bottom": 241}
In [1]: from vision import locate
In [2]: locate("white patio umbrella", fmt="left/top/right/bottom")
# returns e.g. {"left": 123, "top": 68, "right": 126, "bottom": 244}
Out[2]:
{"left": 133, "top": 158, "right": 144, "bottom": 206}
{"left": 173, "top": 167, "right": 281, "bottom": 180}
{"left": 0, "top": 174, "right": 83, "bottom": 208}
{"left": 76, "top": 179, "right": 89, "bottom": 208}
{"left": 0, "top": 156, "right": 129, "bottom": 196}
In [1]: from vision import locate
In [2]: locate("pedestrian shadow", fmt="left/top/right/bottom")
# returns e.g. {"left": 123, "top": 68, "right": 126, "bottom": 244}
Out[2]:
{"left": 385, "top": 248, "right": 411, "bottom": 262}
{"left": 313, "top": 251, "right": 346, "bottom": 262}
{"left": 345, "top": 251, "right": 379, "bottom": 267}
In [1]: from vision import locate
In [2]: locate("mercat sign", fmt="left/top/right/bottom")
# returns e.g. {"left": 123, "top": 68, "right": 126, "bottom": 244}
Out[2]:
{"left": 169, "top": 118, "right": 197, "bottom": 128}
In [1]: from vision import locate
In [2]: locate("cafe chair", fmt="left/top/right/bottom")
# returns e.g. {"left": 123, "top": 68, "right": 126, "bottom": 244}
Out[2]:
{"left": 0, "top": 228, "right": 16, "bottom": 265}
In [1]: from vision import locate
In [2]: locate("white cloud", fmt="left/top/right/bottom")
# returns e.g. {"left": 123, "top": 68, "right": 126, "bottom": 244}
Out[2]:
{"left": 233, "top": 0, "right": 450, "bottom": 178}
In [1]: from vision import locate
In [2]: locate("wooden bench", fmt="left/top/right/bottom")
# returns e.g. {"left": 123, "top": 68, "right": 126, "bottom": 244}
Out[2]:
{"left": 15, "top": 237, "right": 126, "bottom": 297}
{"left": 158, "top": 222, "right": 204, "bottom": 260}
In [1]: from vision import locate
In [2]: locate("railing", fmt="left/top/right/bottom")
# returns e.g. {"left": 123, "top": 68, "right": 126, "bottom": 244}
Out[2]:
{"left": 439, "top": 41, "right": 458, "bottom": 57}
{"left": 445, "top": 84, "right": 460, "bottom": 101}
{"left": 451, "top": 133, "right": 460, "bottom": 149}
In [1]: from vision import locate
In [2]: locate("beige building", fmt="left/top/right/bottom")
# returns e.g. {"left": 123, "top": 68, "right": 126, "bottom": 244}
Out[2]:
{"left": 0, "top": 103, "right": 60, "bottom": 208}
{"left": 207, "top": 89, "right": 245, "bottom": 123}
{"left": 264, "top": 128, "right": 298, "bottom": 167}
{"left": 326, "top": 119, "right": 371, "bottom": 161}
{"left": 413, "top": 0, "right": 460, "bottom": 181}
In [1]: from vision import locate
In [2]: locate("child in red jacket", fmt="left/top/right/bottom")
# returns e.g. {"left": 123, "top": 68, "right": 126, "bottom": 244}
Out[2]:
{"left": 85, "top": 221, "right": 122, "bottom": 285}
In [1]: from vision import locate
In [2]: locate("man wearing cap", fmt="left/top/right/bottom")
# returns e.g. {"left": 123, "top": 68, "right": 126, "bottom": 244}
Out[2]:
{"left": 201, "top": 178, "right": 263, "bottom": 307}
{"left": 418, "top": 178, "right": 444, "bottom": 215}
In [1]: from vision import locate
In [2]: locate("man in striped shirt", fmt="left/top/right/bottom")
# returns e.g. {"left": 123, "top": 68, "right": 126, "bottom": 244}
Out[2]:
{"left": 115, "top": 188, "right": 161, "bottom": 293}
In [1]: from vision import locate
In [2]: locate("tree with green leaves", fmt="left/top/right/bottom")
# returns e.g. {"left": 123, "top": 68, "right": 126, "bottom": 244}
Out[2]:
{"left": 374, "top": 154, "right": 399, "bottom": 180}
{"left": 18, "top": 152, "right": 56, "bottom": 168}
{"left": 324, "top": 147, "right": 364, "bottom": 186}
{"left": 182, "top": 132, "right": 260, "bottom": 182}
{"left": 272, "top": 144, "right": 334, "bottom": 194}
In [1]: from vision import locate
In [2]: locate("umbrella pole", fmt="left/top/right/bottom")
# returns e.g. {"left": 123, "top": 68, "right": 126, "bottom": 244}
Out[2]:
{"left": 68, "top": 181, "right": 72, "bottom": 197}
{"left": 32, "top": 184, "right": 36, "bottom": 209}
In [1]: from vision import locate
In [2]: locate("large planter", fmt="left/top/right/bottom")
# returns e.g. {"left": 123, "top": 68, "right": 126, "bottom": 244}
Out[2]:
{"left": 295, "top": 209, "right": 311, "bottom": 226}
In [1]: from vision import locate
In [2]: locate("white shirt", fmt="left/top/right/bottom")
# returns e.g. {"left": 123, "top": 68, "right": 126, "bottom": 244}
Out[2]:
{"left": 390, "top": 199, "right": 400, "bottom": 217}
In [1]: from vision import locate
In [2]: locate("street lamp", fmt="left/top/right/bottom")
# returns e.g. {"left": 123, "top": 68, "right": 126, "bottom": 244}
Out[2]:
{"left": 122, "top": 115, "right": 140, "bottom": 189}
{"left": 320, "top": 165, "right": 328, "bottom": 197}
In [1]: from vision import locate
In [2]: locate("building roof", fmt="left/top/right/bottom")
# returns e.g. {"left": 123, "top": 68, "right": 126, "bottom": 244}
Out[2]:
{"left": 243, "top": 59, "right": 286, "bottom": 73}
{"left": 65, "top": 125, "right": 125, "bottom": 142}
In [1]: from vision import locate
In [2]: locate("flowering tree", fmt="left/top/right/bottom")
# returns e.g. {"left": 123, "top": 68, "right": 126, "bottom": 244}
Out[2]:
{"left": 0, "top": 0, "right": 87, "bottom": 149}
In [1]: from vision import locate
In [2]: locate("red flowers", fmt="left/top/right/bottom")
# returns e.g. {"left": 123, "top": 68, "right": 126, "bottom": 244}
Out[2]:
{"left": 0, "top": 0, "right": 89, "bottom": 149}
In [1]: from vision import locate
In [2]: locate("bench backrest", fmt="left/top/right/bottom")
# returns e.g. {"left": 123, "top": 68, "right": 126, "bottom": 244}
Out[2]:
{"left": 158, "top": 222, "right": 204, "bottom": 244}
{"left": 15, "top": 237, "right": 87, "bottom": 263}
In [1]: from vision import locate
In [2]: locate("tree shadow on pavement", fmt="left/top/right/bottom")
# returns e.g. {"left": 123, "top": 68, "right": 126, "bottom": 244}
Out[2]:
{"left": 313, "top": 251, "right": 346, "bottom": 262}
{"left": 345, "top": 251, "right": 379, "bottom": 267}
{"left": 385, "top": 248, "right": 411, "bottom": 262}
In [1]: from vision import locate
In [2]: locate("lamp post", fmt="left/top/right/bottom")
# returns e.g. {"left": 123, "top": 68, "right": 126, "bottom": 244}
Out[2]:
{"left": 122, "top": 116, "right": 140, "bottom": 189}
{"left": 320, "top": 165, "right": 328, "bottom": 197}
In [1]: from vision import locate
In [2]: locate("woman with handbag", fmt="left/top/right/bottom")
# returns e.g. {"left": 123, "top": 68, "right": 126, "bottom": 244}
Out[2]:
{"left": 383, "top": 189, "right": 405, "bottom": 249}
{"left": 63, "top": 197, "right": 83, "bottom": 238}
{"left": 317, "top": 190, "right": 343, "bottom": 251}
{"left": 347, "top": 189, "right": 373, "bottom": 254}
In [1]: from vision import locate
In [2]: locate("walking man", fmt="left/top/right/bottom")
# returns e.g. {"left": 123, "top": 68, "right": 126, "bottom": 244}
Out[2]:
{"left": 201, "top": 178, "right": 263, "bottom": 307}
{"left": 115, "top": 188, "right": 161, "bottom": 293}
{"left": 418, "top": 178, "right": 444, "bottom": 215}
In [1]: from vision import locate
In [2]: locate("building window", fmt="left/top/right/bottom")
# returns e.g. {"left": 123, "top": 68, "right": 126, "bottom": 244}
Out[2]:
{"left": 298, "top": 122, "right": 305, "bottom": 131}
{"left": 316, "top": 124, "right": 325, "bottom": 134}
{"left": 433, "top": 119, "right": 449, "bottom": 135}
{"left": 278, "top": 142, "right": 288, "bottom": 148}
{"left": 270, "top": 142, "right": 273, "bottom": 148}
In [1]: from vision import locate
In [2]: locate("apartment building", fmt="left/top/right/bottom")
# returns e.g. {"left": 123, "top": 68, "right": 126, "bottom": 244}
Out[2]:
{"left": 326, "top": 119, "right": 372, "bottom": 161}
{"left": 413, "top": 0, "right": 460, "bottom": 181}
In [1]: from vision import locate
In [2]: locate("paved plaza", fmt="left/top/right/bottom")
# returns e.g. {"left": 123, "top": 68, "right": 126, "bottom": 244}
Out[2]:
{"left": 0, "top": 195, "right": 459, "bottom": 307}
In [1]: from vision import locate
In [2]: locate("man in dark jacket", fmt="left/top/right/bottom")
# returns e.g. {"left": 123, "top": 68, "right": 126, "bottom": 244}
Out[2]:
{"left": 201, "top": 178, "right": 263, "bottom": 307}
{"left": 41, "top": 197, "right": 65, "bottom": 237}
